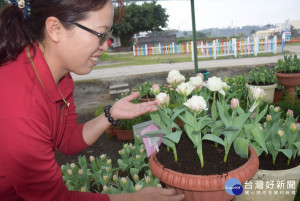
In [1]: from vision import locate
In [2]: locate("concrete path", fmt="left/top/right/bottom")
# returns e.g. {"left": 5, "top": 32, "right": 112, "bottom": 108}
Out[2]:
{"left": 71, "top": 45, "right": 300, "bottom": 81}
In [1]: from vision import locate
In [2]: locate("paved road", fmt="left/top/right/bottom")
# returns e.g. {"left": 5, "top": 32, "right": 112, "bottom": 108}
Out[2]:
{"left": 71, "top": 45, "right": 300, "bottom": 81}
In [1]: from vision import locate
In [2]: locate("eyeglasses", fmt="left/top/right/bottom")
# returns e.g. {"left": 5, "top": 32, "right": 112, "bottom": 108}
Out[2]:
{"left": 70, "top": 21, "right": 113, "bottom": 46}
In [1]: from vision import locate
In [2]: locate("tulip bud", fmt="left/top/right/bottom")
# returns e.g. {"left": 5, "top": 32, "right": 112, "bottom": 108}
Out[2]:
{"left": 156, "top": 93, "right": 170, "bottom": 109}
{"left": 113, "top": 175, "right": 118, "bottom": 182}
{"left": 269, "top": 105, "right": 274, "bottom": 110}
{"left": 277, "top": 130, "right": 284, "bottom": 137}
{"left": 136, "top": 155, "right": 141, "bottom": 160}
{"left": 100, "top": 154, "right": 106, "bottom": 160}
{"left": 290, "top": 123, "right": 297, "bottom": 132}
{"left": 121, "top": 177, "right": 127, "bottom": 184}
{"left": 266, "top": 115, "right": 272, "bottom": 122}
{"left": 81, "top": 187, "right": 86, "bottom": 192}
{"left": 140, "top": 148, "right": 145, "bottom": 154}
{"left": 259, "top": 126, "right": 264, "bottom": 131}
{"left": 105, "top": 167, "right": 110, "bottom": 173}
{"left": 103, "top": 185, "right": 109, "bottom": 192}
{"left": 89, "top": 156, "right": 95, "bottom": 162}
{"left": 151, "top": 84, "right": 161, "bottom": 96}
{"left": 133, "top": 174, "right": 139, "bottom": 181}
{"left": 67, "top": 169, "right": 72, "bottom": 176}
{"left": 106, "top": 159, "right": 112, "bottom": 165}
{"left": 70, "top": 163, "right": 76, "bottom": 169}
{"left": 61, "top": 165, "right": 65, "bottom": 170}
{"left": 286, "top": 109, "right": 294, "bottom": 118}
{"left": 134, "top": 184, "right": 143, "bottom": 192}
{"left": 78, "top": 169, "right": 83, "bottom": 176}
{"left": 145, "top": 176, "right": 151, "bottom": 184}
{"left": 157, "top": 184, "right": 162, "bottom": 188}
{"left": 231, "top": 98, "right": 239, "bottom": 110}
{"left": 103, "top": 175, "right": 109, "bottom": 182}
{"left": 274, "top": 106, "right": 281, "bottom": 112}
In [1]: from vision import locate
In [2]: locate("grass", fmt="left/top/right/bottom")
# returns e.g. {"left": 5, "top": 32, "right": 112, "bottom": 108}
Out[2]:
{"left": 95, "top": 53, "right": 192, "bottom": 69}
{"left": 94, "top": 47, "right": 291, "bottom": 70}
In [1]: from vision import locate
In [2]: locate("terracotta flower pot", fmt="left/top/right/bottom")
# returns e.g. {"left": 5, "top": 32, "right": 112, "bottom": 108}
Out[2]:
{"left": 139, "top": 97, "right": 155, "bottom": 103}
{"left": 114, "top": 129, "right": 134, "bottom": 141}
{"left": 234, "top": 164, "right": 300, "bottom": 201}
{"left": 246, "top": 83, "right": 277, "bottom": 103}
{"left": 275, "top": 72, "right": 300, "bottom": 104}
{"left": 105, "top": 125, "right": 116, "bottom": 137}
{"left": 149, "top": 146, "right": 259, "bottom": 201}
{"left": 273, "top": 89, "right": 284, "bottom": 103}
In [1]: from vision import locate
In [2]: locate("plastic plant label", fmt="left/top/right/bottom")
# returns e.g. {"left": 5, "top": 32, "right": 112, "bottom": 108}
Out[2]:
{"left": 141, "top": 123, "right": 162, "bottom": 157}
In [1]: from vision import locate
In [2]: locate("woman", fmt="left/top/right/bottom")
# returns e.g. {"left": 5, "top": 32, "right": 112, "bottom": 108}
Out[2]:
{"left": 0, "top": 0, "right": 185, "bottom": 201}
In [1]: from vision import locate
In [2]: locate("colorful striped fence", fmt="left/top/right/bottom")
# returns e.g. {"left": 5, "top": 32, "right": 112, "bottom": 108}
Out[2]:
{"left": 132, "top": 36, "right": 277, "bottom": 60}
{"left": 133, "top": 42, "right": 192, "bottom": 56}
{"left": 192, "top": 36, "right": 277, "bottom": 61}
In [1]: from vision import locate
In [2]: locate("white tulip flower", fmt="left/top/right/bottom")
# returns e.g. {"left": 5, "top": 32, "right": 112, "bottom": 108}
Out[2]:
{"left": 167, "top": 70, "right": 185, "bottom": 86}
{"left": 207, "top": 76, "right": 226, "bottom": 96}
{"left": 188, "top": 76, "right": 203, "bottom": 89}
{"left": 183, "top": 96, "right": 208, "bottom": 114}
{"left": 176, "top": 82, "right": 195, "bottom": 96}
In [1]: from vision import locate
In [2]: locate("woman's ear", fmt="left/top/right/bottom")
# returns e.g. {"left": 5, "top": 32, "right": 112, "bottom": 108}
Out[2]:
{"left": 44, "top": 17, "right": 63, "bottom": 43}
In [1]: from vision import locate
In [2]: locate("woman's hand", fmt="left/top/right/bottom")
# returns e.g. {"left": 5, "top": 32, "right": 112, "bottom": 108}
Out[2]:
{"left": 108, "top": 187, "right": 185, "bottom": 201}
{"left": 110, "top": 92, "right": 157, "bottom": 120}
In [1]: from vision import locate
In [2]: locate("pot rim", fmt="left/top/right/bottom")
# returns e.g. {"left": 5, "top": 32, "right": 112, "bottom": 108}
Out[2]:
{"left": 149, "top": 145, "right": 259, "bottom": 191}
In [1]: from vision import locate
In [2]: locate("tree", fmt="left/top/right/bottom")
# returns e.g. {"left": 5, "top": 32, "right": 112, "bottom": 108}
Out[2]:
{"left": 112, "top": 2, "right": 169, "bottom": 46}
{"left": 0, "top": 0, "right": 10, "bottom": 8}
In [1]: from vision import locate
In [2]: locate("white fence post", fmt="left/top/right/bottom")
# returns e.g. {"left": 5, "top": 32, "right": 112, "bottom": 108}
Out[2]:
{"left": 133, "top": 45, "right": 136, "bottom": 56}
{"left": 274, "top": 36, "right": 277, "bottom": 54}
{"left": 158, "top": 43, "right": 161, "bottom": 55}
{"left": 186, "top": 42, "right": 189, "bottom": 54}
{"left": 213, "top": 40, "right": 217, "bottom": 59}
{"left": 232, "top": 38, "right": 237, "bottom": 58}
{"left": 145, "top": 44, "right": 148, "bottom": 56}
{"left": 172, "top": 42, "right": 175, "bottom": 54}
{"left": 191, "top": 41, "right": 194, "bottom": 61}
{"left": 265, "top": 36, "right": 268, "bottom": 52}
{"left": 254, "top": 36, "right": 259, "bottom": 56}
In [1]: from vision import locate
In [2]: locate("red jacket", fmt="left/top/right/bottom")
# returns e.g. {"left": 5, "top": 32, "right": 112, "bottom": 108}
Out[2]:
{"left": 0, "top": 45, "right": 110, "bottom": 201}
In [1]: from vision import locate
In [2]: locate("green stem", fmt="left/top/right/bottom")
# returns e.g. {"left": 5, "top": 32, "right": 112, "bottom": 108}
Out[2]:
{"left": 224, "top": 148, "right": 229, "bottom": 163}
{"left": 172, "top": 146, "right": 178, "bottom": 162}
{"left": 287, "top": 158, "right": 291, "bottom": 165}
{"left": 197, "top": 144, "right": 204, "bottom": 168}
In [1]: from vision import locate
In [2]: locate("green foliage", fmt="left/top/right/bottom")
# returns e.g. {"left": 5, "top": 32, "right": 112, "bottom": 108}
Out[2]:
{"left": 274, "top": 97, "right": 300, "bottom": 120}
{"left": 276, "top": 54, "right": 300, "bottom": 73}
{"left": 61, "top": 137, "right": 161, "bottom": 193}
{"left": 0, "top": 0, "right": 10, "bottom": 8}
{"left": 223, "top": 74, "right": 248, "bottom": 105}
{"left": 247, "top": 66, "right": 277, "bottom": 85}
{"left": 133, "top": 81, "right": 154, "bottom": 99}
{"left": 115, "top": 113, "right": 151, "bottom": 131}
{"left": 113, "top": 2, "right": 169, "bottom": 46}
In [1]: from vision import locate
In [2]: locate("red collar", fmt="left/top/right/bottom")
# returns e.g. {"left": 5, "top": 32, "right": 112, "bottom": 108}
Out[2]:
{"left": 25, "top": 44, "right": 73, "bottom": 105}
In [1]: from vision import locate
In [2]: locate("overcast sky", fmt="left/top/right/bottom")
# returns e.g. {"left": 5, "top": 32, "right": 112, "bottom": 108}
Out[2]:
{"left": 157, "top": 0, "right": 300, "bottom": 31}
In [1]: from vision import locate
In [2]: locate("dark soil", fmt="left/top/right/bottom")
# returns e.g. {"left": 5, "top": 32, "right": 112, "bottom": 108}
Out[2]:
{"left": 55, "top": 109, "right": 132, "bottom": 167}
{"left": 156, "top": 133, "right": 248, "bottom": 175}
{"left": 258, "top": 152, "right": 300, "bottom": 170}
{"left": 248, "top": 82, "right": 276, "bottom": 86}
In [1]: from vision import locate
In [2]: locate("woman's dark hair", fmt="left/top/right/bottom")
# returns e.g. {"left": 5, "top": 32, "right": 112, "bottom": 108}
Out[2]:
{"left": 0, "top": 0, "right": 109, "bottom": 66}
